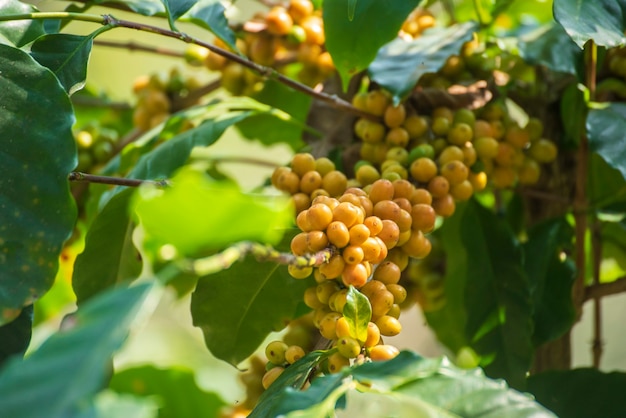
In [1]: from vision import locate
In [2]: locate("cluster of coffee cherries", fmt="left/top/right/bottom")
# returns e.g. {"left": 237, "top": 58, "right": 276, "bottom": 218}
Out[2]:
{"left": 132, "top": 69, "right": 201, "bottom": 131}
{"left": 188, "top": 0, "right": 333, "bottom": 94}
{"left": 351, "top": 90, "right": 557, "bottom": 218}
{"left": 74, "top": 124, "right": 121, "bottom": 172}
{"left": 258, "top": 151, "right": 442, "bottom": 391}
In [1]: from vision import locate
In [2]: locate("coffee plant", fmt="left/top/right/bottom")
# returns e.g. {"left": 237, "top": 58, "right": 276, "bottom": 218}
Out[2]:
{"left": 1, "top": 0, "right": 626, "bottom": 416}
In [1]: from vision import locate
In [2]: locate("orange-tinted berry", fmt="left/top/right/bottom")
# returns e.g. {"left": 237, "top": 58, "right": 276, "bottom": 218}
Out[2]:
{"left": 300, "top": 170, "right": 323, "bottom": 194}
{"left": 319, "top": 254, "right": 346, "bottom": 280}
{"left": 266, "top": 6, "right": 294, "bottom": 36}
{"left": 307, "top": 203, "right": 333, "bottom": 230}
{"left": 326, "top": 221, "right": 351, "bottom": 248}
{"left": 450, "top": 180, "right": 474, "bottom": 201}
{"left": 322, "top": 170, "right": 348, "bottom": 197}
{"left": 384, "top": 104, "right": 407, "bottom": 128}
{"left": 373, "top": 261, "right": 401, "bottom": 285}
{"left": 378, "top": 219, "right": 400, "bottom": 249}
{"left": 364, "top": 322, "right": 381, "bottom": 347}
{"left": 440, "top": 160, "right": 469, "bottom": 186}
{"left": 375, "top": 315, "right": 402, "bottom": 336}
{"left": 410, "top": 188, "right": 433, "bottom": 205}
{"left": 368, "top": 345, "right": 400, "bottom": 361}
{"left": 368, "top": 179, "right": 395, "bottom": 204}
{"left": 349, "top": 223, "right": 370, "bottom": 245}
{"left": 428, "top": 176, "right": 450, "bottom": 198}
{"left": 361, "top": 237, "right": 383, "bottom": 262}
{"left": 306, "top": 230, "right": 329, "bottom": 252}
{"left": 386, "top": 284, "right": 407, "bottom": 304}
{"left": 343, "top": 245, "right": 365, "bottom": 265}
{"left": 291, "top": 232, "right": 308, "bottom": 255}
{"left": 410, "top": 203, "right": 436, "bottom": 233}
{"left": 341, "top": 263, "right": 369, "bottom": 288}
{"left": 401, "top": 230, "right": 432, "bottom": 259}
{"left": 370, "top": 288, "right": 395, "bottom": 318}
{"left": 333, "top": 202, "right": 361, "bottom": 228}
{"left": 432, "top": 194, "right": 456, "bottom": 217}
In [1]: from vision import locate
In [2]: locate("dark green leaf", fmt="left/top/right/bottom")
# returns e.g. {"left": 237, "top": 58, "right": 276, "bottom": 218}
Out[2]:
{"left": 110, "top": 366, "right": 226, "bottom": 418}
{"left": 0, "top": 283, "right": 155, "bottom": 417}
{"left": 424, "top": 203, "right": 470, "bottom": 352}
{"left": 523, "top": 218, "right": 576, "bottom": 346}
{"left": 0, "top": 0, "right": 45, "bottom": 47}
{"left": 554, "top": 0, "right": 626, "bottom": 48}
{"left": 73, "top": 189, "right": 142, "bottom": 305}
{"left": 369, "top": 22, "right": 478, "bottom": 103}
{"left": 30, "top": 31, "right": 98, "bottom": 95}
{"left": 528, "top": 368, "right": 626, "bottom": 418}
{"left": 323, "top": 0, "right": 422, "bottom": 89}
{"left": 519, "top": 23, "right": 582, "bottom": 75}
{"left": 161, "top": 0, "right": 196, "bottom": 30}
{"left": 343, "top": 286, "right": 370, "bottom": 343}
{"left": 0, "top": 304, "right": 32, "bottom": 365}
{"left": 191, "top": 259, "right": 312, "bottom": 366}
{"left": 587, "top": 103, "right": 626, "bottom": 181}
{"left": 0, "top": 44, "right": 76, "bottom": 325}
{"left": 133, "top": 167, "right": 293, "bottom": 256}
{"left": 127, "top": 98, "right": 274, "bottom": 182}
{"left": 184, "top": 0, "right": 237, "bottom": 52}
{"left": 589, "top": 152, "right": 626, "bottom": 210}
{"left": 560, "top": 82, "right": 586, "bottom": 144}
{"left": 250, "top": 350, "right": 328, "bottom": 418}
{"left": 236, "top": 80, "right": 312, "bottom": 150}
{"left": 260, "top": 351, "right": 556, "bottom": 417}
{"left": 462, "top": 200, "right": 533, "bottom": 389}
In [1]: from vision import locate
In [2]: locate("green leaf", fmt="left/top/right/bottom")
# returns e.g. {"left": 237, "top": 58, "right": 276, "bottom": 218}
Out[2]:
{"left": 236, "top": 80, "right": 312, "bottom": 150}
{"left": 523, "top": 218, "right": 576, "bottom": 346}
{"left": 589, "top": 152, "right": 626, "bottom": 210}
{"left": 323, "top": 0, "right": 422, "bottom": 89}
{"left": 369, "top": 22, "right": 478, "bottom": 103}
{"left": 29, "top": 31, "right": 99, "bottom": 95}
{"left": 0, "top": 282, "right": 156, "bottom": 417}
{"left": 424, "top": 204, "right": 470, "bottom": 352}
{"left": 0, "top": 44, "right": 76, "bottom": 325}
{"left": 528, "top": 368, "right": 626, "bottom": 418}
{"left": 587, "top": 103, "right": 626, "bottom": 181}
{"left": 73, "top": 189, "right": 142, "bottom": 305}
{"left": 110, "top": 365, "right": 227, "bottom": 418}
{"left": 261, "top": 351, "right": 556, "bottom": 417}
{"left": 161, "top": 0, "right": 196, "bottom": 30}
{"left": 427, "top": 200, "right": 533, "bottom": 389}
{"left": 0, "top": 0, "right": 45, "bottom": 47}
{"left": 463, "top": 200, "right": 533, "bottom": 389}
{"left": 134, "top": 167, "right": 293, "bottom": 256}
{"left": 184, "top": 0, "right": 237, "bottom": 52}
{"left": 0, "top": 304, "right": 32, "bottom": 365}
{"left": 519, "top": 23, "right": 582, "bottom": 75}
{"left": 561, "top": 82, "right": 586, "bottom": 144}
{"left": 343, "top": 286, "right": 371, "bottom": 343}
{"left": 93, "top": 391, "right": 159, "bottom": 418}
{"left": 191, "top": 259, "right": 312, "bottom": 366}
{"left": 127, "top": 98, "right": 270, "bottom": 182}
{"left": 554, "top": 0, "right": 626, "bottom": 49}
{"left": 250, "top": 350, "right": 328, "bottom": 418}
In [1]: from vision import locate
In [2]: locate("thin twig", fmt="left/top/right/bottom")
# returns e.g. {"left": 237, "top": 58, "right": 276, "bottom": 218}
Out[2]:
{"left": 94, "top": 39, "right": 184, "bottom": 58}
{"left": 68, "top": 172, "right": 169, "bottom": 187}
{"left": 183, "top": 242, "right": 337, "bottom": 276}
{"left": 591, "top": 221, "right": 603, "bottom": 368}
{"left": 584, "top": 275, "right": 626, "bottom": 302}
{"left": 572, "top": 41, "right": 595, "bottom": 318}
{"left": 102, "top": 15, "right": 379, "bottom": 121}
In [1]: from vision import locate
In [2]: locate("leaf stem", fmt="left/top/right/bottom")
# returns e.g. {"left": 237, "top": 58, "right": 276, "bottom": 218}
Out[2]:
{"left": 572, "top": 40, "right": 595, "bottom": 317}
{"left": 591, "top": 221, "right": 603, "bottom": 368}
{"left": 68, "top": 172, "right": 169, "bottom": 187}
{"left": 0, "top": 12, "right": 105, "bottom": 24}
